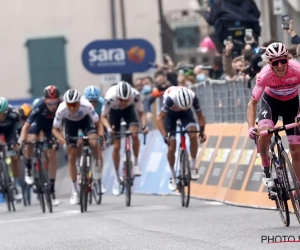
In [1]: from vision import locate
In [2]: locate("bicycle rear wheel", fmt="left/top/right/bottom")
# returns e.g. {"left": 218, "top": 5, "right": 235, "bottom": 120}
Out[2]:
{"left": 281, "top": 151, "right": 300, "bottom": 223}
{"left": 2, "top": 163, "right": 15, "bottom": 212}
{"left": 180, "top": 150, "right": 191, "bottom": 207}
{"left": 125, "top": 150, "right": 132, "bottom": 207}
{"left": 93, "top": 179, "right": 102, "bottom": 205}
{"left": 39, "top": 192, "right": 45, "bottom": 213}
{"left": 273, "top": 178, "right": 290, "bottom": 226}
{"left": 45, "top": 188, "right": 52, "bottom": 213}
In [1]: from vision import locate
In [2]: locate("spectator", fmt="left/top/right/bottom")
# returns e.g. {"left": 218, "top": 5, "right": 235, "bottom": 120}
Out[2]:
{"left": 133, "top": 77, "right": 144, "bottom": 92}
{"left": 282, "top": 20, "right": 300, "bottom": 45}
{"left": 288, "top": 45, "right": 297, "bottom": 60}
{"left": 176, "top": 63, "right": 196, "bottom": 87}
{"left": 194, "top": 64, "right": 212, "bottom": 82}
{"left": 142, "top": 77, "right": 155, "bottom": 89}
{"left": 295, "top": 44, "right": 300, "bottom": 62}
{"left": 209, "top": 55, "right": 226, "bottom": 80}
{"left": 204, "top": 0, "right": 261, "bottom": 53}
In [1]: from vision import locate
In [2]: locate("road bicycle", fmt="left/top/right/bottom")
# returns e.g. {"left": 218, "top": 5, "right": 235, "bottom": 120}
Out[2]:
{"left": 169, "top": 122, "right": 202, "bottom": 207}
{"left": 0, "top": 142, "right": 16, "bottom": 212}
{"left": 256, "top": 122, "right": 300, "bottom": 227}
{"left": 67, "top": 136, "right": 102, "bottom": 213}
{"left": 113, "top": 127, "right": 146, "bottom": 207}
{"left": 23, "top": 140, "right": 52, "bottom": 213}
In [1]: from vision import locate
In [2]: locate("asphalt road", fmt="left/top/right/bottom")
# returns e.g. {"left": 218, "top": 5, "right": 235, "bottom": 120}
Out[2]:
{"left": 0, "top": 194, "right": 299, "bottom": 250}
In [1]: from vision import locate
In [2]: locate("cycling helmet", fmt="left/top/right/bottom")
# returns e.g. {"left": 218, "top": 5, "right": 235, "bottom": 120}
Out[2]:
{"left": 43, "top": 85, "right": 60, "bottom": 99}
{"left": 18, "top": 103, "right": 32, "bottom": 119}
{"left": 32, "top": 98, "right": 40, "bottom": 107}
{"left": 63, "top": 89, "right": 81, "bottom": 103}
{"left": 116, "top": 81, "right": 131, "bottom": 100}
{"left": 84, "top": 85, "right": 101, "bottom": 100}
{"left": 0, "top": 97, "right": 8, "bottom": 113}
{"left": 176, "top": 63, "right": 195, "bottom": 76}
{"left": 175, "top": 88, "right": 194, "bottom": 109}
{"left": 265, "top": 42, "right": 288, "bottom": 60}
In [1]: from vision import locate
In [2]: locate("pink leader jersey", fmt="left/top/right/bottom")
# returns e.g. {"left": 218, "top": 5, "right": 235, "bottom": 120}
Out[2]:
{"left": 251, "top": 60, "right": 300, "bottom": 101}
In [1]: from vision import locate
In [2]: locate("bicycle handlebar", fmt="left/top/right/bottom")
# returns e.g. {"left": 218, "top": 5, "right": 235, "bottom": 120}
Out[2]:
{"left": 66, "top": 136, "right": 100, "bottom": 141}
{"left": 257, "top": 122, "right": 297, "bottom": 137}
{"left": 112, "top": 131, "right": 147, "bottom": 145}
{"left": 167, "top": 130, "right": 202, "bottom": 135}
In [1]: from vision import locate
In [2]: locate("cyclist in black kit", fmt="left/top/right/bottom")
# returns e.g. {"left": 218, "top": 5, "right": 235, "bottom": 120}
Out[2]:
{"left": 0, "top": 97, "right": 23, "bottom": 200}
{"left": 19, "top": 86, "right": 61, "bottom": 206}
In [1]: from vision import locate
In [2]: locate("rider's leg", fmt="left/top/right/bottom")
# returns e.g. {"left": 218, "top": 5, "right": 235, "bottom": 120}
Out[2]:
{"left": 124, "top": 105, "right": 141, "bottom": 176}
{"left": 24, "top": 123, "right": 39, "bottom": 185}
{"left": 64, "top": 119, "right": 80, "bottom": 204}
{"left": 284, "top": 99, "right": 300, "bottom": 185}
{"left": 41, "top": 126, "right": 60, "bottom": 205}
{"left": 76, "top": 129, "right": 84, "bottom": 170}
{"left": 182, "top": 109, "right": 199, "bottom": 179}
{"left": 130, "top": 125, "right": 141, "bottom": 176}
{"left": 7, "top": 130, "right": 22, "bottom": 199}
{"left": 108, "top": 109, "right": 123, "bottom": 195}
{"left": 257, "top": 95, "right": 277, "bottom": 188}
{"left": 164, "top": 112, "right": 177, "bottom": 191}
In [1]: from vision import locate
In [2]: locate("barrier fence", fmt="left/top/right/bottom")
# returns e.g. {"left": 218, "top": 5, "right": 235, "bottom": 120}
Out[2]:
{"left": 1, "top": 81, "right": 294, "bottom": 211}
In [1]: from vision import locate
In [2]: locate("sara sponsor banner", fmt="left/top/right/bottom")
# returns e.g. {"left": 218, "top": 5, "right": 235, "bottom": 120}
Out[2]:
{"left": 82, "top": 39, "right": 156, "bottom": 74}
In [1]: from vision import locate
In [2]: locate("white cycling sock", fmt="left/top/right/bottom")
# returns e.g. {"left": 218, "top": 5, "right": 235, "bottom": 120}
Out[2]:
{"left": 190, "top": 158, "right": 196, "bottom": 169}
{"left": 170, "top": 167, "right": 176, "bottom": 179}
{"left": 134, "top": 156, "right": 138, "bottom": 166}
{"left": 114, "top": 168, "right": 120, "bottom": 183}
{"left": 72, "top": 182, "right": 79, "bottom": 193}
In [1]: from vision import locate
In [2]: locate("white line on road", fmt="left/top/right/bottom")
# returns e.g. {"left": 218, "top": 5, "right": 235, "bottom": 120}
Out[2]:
{"left": 0, "top": 210, "right": 80, "bottom": 224}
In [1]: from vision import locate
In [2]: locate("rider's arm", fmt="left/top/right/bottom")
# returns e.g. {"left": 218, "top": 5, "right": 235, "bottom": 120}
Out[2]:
{"left": 134, "top": 94, "right": 146, "bottom": 129}
{"left": 19, "top": 106, "right": 41, "bottom": 143}
{"left": 247, "top": 78, "right": 264, "bottom": 129}
{"left": 52, "top": 105, "right": 66, "bottom": 145}
{"left": 156, "top": 111, "right": 167, "bottom": 138}
{"left": 100, "top": 100, "right": 111, "bottom": 130}
{"left": 247, "top": 98, "right": 258, "bottom": 128}
{"left": 95, "top": 119, "right": 104, "bottom": 137}
{"left": 192, "top": 96, "right": 205, "bottom": 133}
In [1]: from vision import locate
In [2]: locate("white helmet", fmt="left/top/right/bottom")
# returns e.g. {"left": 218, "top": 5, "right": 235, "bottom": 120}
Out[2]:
{"left": 176, "top": 88, "right": 194, "bottom": 109}
{"left": 265, "top": 42, "right": 288, "bottom": 60}
{"left": 116, "top": 81, "right": 131, "bottom": 100}
{"left": 63, "top": 89, "right": 81, "bottom": 103}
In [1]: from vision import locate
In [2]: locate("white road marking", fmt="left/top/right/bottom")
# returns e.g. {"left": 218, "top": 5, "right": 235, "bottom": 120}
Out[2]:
{"left": 0, "top": 210, "right": 80, "bottom": 224}
{"left": 204, "top": 201, "right": 223, "bottom": 205}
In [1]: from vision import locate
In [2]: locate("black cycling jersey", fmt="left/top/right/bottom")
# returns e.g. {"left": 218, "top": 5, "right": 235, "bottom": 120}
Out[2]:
{"left": 0, "top": 105, "right": 20, "bottom": 128}
{"left": 26, "top": 98, "right": 60, "bottom": 125}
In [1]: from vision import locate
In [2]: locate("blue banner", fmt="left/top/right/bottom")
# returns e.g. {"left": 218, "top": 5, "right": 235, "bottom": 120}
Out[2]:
{"left": 81, "top": 39, "right": 156, "bottom": 74}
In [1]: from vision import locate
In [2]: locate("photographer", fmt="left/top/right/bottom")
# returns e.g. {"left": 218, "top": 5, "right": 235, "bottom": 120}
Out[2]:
{"left": 204, "top": 0, "right": 260, "bottom": 54}
{"left": 282, "top": 19, "right": 300, "bottom": 45}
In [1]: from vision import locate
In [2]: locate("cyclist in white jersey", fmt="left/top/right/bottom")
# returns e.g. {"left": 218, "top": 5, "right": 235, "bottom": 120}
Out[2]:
{"left": 52, "top": 90, "right": 104, "bottom": 205}
{"left": 156, "top": 86, "right": 207, "bottom": 191}
{"left": 101, "top": 81, "right": 148, "bottom": 196}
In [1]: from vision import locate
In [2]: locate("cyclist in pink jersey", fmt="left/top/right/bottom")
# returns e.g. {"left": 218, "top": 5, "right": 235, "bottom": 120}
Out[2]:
{"left": 247, "top": 42, "right": 300, "bottom": 188}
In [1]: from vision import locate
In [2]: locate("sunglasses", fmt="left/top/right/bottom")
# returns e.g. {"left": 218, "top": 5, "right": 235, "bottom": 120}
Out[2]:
{"left": 66, "top": 102, "right": 80, "bottom": 108}
{"left": 118, "top": 98, "right": 129, "bottom": 103}
{"left": 271, "top": 59, "right": 288, "bottom": 67}
{"left": 88, "top": 99, "right": 98, "bottom": 103}
{"left": 46, "top": 102, "right": 59, "bottom": 106}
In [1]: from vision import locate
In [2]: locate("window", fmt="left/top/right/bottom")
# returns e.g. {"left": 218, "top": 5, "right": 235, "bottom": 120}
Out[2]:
{"left": 174, "top": 26, "right": 200, "bottom": 49}
{"left": 26, "top": 36, "right": 69, "bottom": 98}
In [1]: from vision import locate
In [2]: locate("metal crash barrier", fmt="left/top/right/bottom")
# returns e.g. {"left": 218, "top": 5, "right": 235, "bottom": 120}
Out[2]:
{"left": 2, "top": 80, "right": 295, "bottom": 209}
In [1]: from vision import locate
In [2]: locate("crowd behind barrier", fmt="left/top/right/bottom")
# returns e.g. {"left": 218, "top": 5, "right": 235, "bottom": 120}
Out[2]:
{"left": 153, "top": 79, "right": 259, "bottom": 124}
{"left": 2, "top": 82, "right": 294, "bottom": 209}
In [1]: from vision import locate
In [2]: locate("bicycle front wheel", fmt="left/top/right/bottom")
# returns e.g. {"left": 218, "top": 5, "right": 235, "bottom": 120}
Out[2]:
{"left": 39, "top": 192, "right": 45, "bottom": 213}
{"left": 180, "top": 150, "right": 191, "bottom": 208}
{"left": 281, "top": 151, "right": 300, "bottom": 223}
{"left": 125, "top": 150, "right": 132, "bottom": 207}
